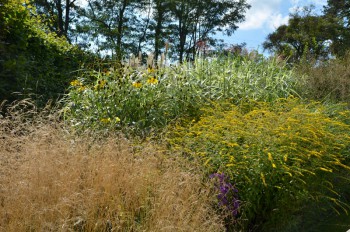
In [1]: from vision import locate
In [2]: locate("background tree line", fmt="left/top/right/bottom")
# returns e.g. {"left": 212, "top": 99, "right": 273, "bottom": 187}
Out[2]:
{"left": 32, "top": 0, "right": 250, "bottom": 62}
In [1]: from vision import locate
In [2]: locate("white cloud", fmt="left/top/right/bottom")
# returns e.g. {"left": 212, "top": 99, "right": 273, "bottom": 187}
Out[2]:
{"left": 268, "top": 14, "right": 289, "bottom": 30}
{"left": 238, "top": 0, "right": 284, "bottom": 30}
{"left": 238, "top": 11, "right": 272, "bottom": 30}
{"left": 238, "top": 0, "right": 327, "bottom": 31}
{"left": 238, "top": 0, "right": 283, "bottom": 30}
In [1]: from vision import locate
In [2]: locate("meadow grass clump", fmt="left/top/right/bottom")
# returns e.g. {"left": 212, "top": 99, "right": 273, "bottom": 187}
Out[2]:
{"left": 296, "top": 51, "right": 350, "bottom": 105}
{"left": 0, "top": 100, "right": 225, "bottom": 231}
{"left": 166, "top": 97, "right": 350, "bottom": 231}
{"left": 64, "top": 54, "right": 298, "bottom": 136}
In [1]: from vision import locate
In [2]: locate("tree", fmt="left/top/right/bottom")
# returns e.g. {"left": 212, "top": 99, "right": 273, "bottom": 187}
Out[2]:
{"left": 170, "top": 0, "right": 250, "bottom": 63}
{"left": 32, "top": 0, "right": 79, "bottom": 40}
{"left": 263, "top": 7, "right": 335, "bottom": 62}
{"left": 152, "top": 0, "right": 173, "bottom": 62}
{"left": 323, "top": 0, "right": 350, "bottom": 56}
{"left": 77, "top": 0, "right": 148, "bottom": 60}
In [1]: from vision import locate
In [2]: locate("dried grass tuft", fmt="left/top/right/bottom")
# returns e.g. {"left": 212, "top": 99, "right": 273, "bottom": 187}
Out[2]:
{"left": 0, "top": 100, "right": 224, "bottom": 231}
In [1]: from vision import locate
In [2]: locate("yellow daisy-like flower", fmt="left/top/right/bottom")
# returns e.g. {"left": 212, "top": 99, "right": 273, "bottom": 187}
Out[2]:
{"left": 78, "top": 86, "right": 86, "bottom": 92}
{"left": 94, "top": 79, "right": 107, "bottom": 90}
{"left": 147, "top": 65, "right": 155, "bottom": 73}
{"left": 70, "top": 80, "right": 82, "bottom": 87}
{"left": 132, "top": 81, "right": 142, "bottom": 88}
{"left": 147, "top": 77, "right": 158, "bottom": 85}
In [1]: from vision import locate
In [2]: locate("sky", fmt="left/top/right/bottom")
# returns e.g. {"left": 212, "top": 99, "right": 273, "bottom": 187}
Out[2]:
{"left": 224, "top": 0, "right": 328, "bottom": 53}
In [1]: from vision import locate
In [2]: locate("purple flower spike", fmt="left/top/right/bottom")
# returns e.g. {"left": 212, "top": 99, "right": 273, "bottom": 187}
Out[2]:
{"left": 210, "top": 172, "right": 240, "bottom": 218}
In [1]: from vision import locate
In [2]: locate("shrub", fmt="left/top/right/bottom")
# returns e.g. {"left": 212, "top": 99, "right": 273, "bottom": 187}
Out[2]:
{"left": 166, "top": 97, "right": 350, "bottom": 231}
{"left": 0, "top": 0, "right": 88, "bottom": 105}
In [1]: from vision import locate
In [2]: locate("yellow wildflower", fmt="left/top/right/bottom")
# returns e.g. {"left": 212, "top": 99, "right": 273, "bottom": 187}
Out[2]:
{"left": 115, "top": 117, "right": 121, "bottom": 123}
{"left": 260, "top": 173, "right": 267, "bottom": 187}
{"left": 94, "top": 79, "right": 107, "bottom": 90}
{"left": 147, "top": 66, "right": 155, "bottom": 73}
{"left": 132, "top": 81, "right": 142, "bottom": 88}
{"left": 147, "top": 77, "right": 158, "bottom": 85}
{"left": 100, "top": 118, "right": 111, "bottom": 123}
{"left": 204, "top": 157, "right": 212, "bottom": 166}
{"left": 319, "top": 167, "right": 333, "bottom": 173}
{"left": 78, "top": 86, "right": 86, "bottom": 92}
{"left": 70, "top": 80, "right": 82, "bottom": 87}
{"left": 268, "top": 152, "right": 273, "bottom": 161}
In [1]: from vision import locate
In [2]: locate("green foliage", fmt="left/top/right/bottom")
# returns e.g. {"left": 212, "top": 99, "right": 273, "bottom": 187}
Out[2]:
{"left": 0, "top": 0, "right": 86, "bottom": 104}
{"left": 169, "top": 0, "right": 251, "bottom": 62}
{"left": 265, "top": 2, "right": 350, "bottom": 62}
{"left": 76, "top": 0, "right": 148, "bottom": 60}
{"left": 32, "top": 0, "right": 78, "bottom": 39}
{"left": 263, "top": 8, "right": 335, "bottom": 63}
{"left": 323, "top": 0, "right": 350, "bottom": 56}
{"left": 166, "top": 97, "right": 350, "bottom": 231}
{"left": 75, "top": 0, "right": 250, "bottom": 62}
{"left": 64, "top": 55, "right": 298, "bottom": 136}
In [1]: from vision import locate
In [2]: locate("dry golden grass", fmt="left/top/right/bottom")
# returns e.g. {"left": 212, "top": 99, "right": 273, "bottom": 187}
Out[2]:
{"left": 296, "top": 52, "right": 350, "bottom": 105}
{"left": 0, "top": 101, "right": 224, "bottom": 232}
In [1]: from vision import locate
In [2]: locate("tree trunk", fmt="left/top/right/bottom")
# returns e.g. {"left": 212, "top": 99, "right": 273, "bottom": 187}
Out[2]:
{"left": 64, "top": 0, "right": 70, "bottom": 38}
{"left": 116, "top": 0, "right": 127, "bottom": 61}
{"left": 56, "top": 0, "right": 64, "bottom": 37}
{"left": 154, "top": 12, "right": 163, "bottom": 63}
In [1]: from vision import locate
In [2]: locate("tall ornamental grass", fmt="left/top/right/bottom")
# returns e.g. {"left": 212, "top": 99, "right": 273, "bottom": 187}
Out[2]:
{"left": 64, "top": 55, "right": 298, "bottom": 136}
{"left": 166, "top": 97, "right": 350, "bottom": 231}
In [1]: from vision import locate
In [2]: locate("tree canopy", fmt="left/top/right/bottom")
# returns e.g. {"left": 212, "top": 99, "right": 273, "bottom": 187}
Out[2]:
{"left": 263, "top": 3, "right": 350, "bottom": 62}
{"left": 323, "top": 0, "right": 350, "bottom": 56}
{"left": 73, "top": 0, "right": 251, "bottom": 63}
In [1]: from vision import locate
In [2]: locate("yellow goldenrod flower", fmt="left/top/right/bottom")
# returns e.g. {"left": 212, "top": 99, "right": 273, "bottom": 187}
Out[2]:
{"left": 272, "top": 163, "right": 276, "bottom": 168}
{"left": 147, "top": 77, "right": 158, "bottom": 85}
{"left": 260, "top": 173, "right": 267, "bottom": 187}
{"left": 100, "top": 118, "right": 111, "bottom": 123}
{"left": 268, "top": 152, "right": 273, "bottom": 161}
{"left": 204, "top": 157, "right": 212, "bottom": 166}
{"left": 132, "top": 81, "right": 142, "bottom": 88}
{"left": 319, "top": 167, "right": 333, "bottom": 172}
